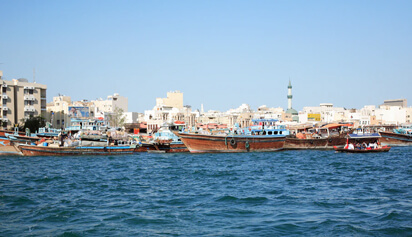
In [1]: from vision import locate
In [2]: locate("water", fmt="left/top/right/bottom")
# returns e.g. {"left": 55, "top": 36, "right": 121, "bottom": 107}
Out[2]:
{"left": 1, "top": 147, "right": 411, "bottom": 236}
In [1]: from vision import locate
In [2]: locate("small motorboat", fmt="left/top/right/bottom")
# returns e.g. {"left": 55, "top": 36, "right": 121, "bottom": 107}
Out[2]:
{"left": 333, "top": 145, "right": 391, "bottom": 153}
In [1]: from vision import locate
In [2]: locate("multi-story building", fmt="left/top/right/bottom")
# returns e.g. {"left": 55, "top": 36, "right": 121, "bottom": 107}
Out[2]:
{"left": 381, "top": 99, "right": 407, "bottom": 108}
{"left": 91, "top": 93, "right": 128, "bottom": 118}
{"left": 405, "top": 107, "right": 412, "bottom": 124}
{"left": 0, "top": 71, "right": 47, "bottom": 128}
{"left": 155, "top": 91, "right": 183, "bottom": 109}
{"left": 299, "top": 103, "right": 346, "bottom": 123}
{"left": 46, "top": 93, "right": 128, "bottom": 128}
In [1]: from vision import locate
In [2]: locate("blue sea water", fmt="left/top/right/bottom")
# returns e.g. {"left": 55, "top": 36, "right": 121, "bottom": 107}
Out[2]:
{"left": 1, "top": 147, "right": 411, "bottom": 236}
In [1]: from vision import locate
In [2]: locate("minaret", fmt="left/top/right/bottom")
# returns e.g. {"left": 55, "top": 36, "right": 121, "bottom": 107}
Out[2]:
{"left": 287, "top": 80, "right": 293, "bottom": 110}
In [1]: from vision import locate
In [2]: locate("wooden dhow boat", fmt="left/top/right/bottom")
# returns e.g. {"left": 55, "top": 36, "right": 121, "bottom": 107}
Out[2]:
{"left": 285, "top": 123, "right": 353, "bottom": 150}
{"left": 379, "top": 125, "right": 412, "bottom": 146}
{"left": 178, "top": 119, "right": 288, "bottom": 153}
{"left": 150, "top": 123, "right": 188, "bottom": 153}
{"left": 285, "top": 124, "right": 383, "bottom": 150}
{"left": 17, "top": 143, "right": 138, "bottom": 156}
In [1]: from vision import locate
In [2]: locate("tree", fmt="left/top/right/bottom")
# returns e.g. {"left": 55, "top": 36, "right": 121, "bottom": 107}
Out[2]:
{"left": 107, "top": 107, "right": 126, "bottom": 129}
{"left": 21, "top": 116, "right": 46, "bottom": 134}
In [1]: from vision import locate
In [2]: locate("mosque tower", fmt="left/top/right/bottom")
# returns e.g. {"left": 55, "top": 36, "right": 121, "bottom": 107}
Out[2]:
{"left": 287, "top": 80, "right": 293, "bottom": 110}
{"left": 285, "top": 80, "right": 298, "bottom": 118}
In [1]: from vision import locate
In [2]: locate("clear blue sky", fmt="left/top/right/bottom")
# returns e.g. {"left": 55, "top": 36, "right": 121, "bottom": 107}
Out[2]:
{"left": 1, "top": 0, "right": 411, "bottom": 112}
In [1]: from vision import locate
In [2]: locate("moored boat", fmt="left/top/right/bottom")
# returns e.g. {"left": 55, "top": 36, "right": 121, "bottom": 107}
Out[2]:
{"left": 178, "top": 119, "right": 288, "bottom": 153}
{"left": 150, "top": 123, "right": 188, "bottom": 153}
{"left": 0, "top": 145, "right": 23, "bottom": 156}
{"left": 285, "top": 123, "right": 353, "bottom": 150}
{"left": 285, "top": 124, "right": 383, "bottom": 150}
{"left": 379, "top": 125, "right": 412, "bottom": 146}
{"left": 333, "top": 145, "right": 391, "bottom": 153}
{"left": 17, "top": 144, "right": 138, "bottom": 156}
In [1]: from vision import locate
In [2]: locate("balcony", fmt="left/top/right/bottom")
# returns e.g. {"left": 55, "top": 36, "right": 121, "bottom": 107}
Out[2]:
{"left": 24, "top": 106, "right": 35, "bottom": 112}
{"left": 2, "top": 107, "right": 8, "bottom": 111}
{"left": 24, "top": 95, "right": 35, "bottom": 101}
{"left": 24, "top": 86, "right": 35, "bottom": 90}
{"left": 1, "top": 84, "right": 7, "bottom": 88}
{"left": 1, "top": 118, "right": 8, "bottom": 122}
{"left": 2, "top": 95, "right": 8, "bottom": 99}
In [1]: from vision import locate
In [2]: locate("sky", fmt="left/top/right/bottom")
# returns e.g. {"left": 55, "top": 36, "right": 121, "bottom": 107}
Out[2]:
{"left": 1, "top": 0, "right": 411, "bottom": 113}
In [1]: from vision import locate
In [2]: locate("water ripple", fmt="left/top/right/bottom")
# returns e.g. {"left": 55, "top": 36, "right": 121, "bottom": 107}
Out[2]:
{"left": 0, "top": 147, "right": 411, "bottom": 236}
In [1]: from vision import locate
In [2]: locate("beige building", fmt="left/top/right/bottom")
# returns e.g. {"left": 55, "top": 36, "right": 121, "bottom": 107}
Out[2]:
{"left": 47, "top": 95, "right": 71, "bottom": 114}
{"left": 45, "top": 95, "right": 72, "bottom": 128}
{"left": 0, "top": 71, "right": 47, "bottom": 128}
{"left": 155, "top": 91, "right": 183, "bottom": 109}
{"left": 382, "top": 99, "right": 407, "bottom": 108}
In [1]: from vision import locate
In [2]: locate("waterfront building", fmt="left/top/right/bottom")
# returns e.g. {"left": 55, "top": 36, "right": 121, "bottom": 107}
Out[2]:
{"left": 377, "top": 105, "right": 407, "bottom": 125}
{"left": 224, "top": 104, "right": 253, "bottom": 128}
{"left": 144, "top": 91, "right": 191, "bottom": 133}
{"left": 91, "top": 93, "right": 128, "bottom": 118}
{"left": 46, "top": 93, "right": 128, "bottom": 129}
{"left": 381, "top": 99, "right": 407, "bottom": 108}
{"left": 124, "top": 112, "right": 140, "bottom": 124}
{"left": 198, "top": 110, "right": 228, "bottom": 125}
{"left": 156, "top": 91, "right": 183, "bottom": 110}
{"left": 47, "top": 95, "right": 71, "bottom": 113}
{"left": 406, "top": 107, "right": 412, "bottom": 124}
{"left": 45, "top": 95, "right": 71, "bottom": 128}
{"left": 0, "top": 71, "right": 47, "bottom": 128}
{"left": 255, "top": 105, "right": 284, "bottom": 120}
{"left": 358, "top": 100, "right": 411, "bottom": 125}
{"left": 300, "top": 103, "right": 346, "bottom": 124}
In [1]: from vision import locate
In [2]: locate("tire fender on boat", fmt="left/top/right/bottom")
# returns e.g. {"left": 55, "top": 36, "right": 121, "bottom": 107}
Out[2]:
{"left": 230, "top": 138, "right": 236, "bottom": 146}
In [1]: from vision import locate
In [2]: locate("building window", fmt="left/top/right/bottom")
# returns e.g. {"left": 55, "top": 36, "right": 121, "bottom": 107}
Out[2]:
{"left": 57, "top": 119, "right": 60, "bottom": 125}
{"left": 2, "top": 87, "right": 6, "bottom": 93}
{"left": 2, "top": 99, "right": 6, "bottom": 104}
{"left": 3, "top": 110, "right": 6, "bottom": 116}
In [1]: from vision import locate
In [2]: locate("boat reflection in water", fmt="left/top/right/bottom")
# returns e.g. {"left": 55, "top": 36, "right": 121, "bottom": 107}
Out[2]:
{"left": 178, "top": 119, "right": 288, "bottom": 153}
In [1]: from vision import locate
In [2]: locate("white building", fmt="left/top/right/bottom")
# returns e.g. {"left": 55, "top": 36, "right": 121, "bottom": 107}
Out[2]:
{"left": 124, "top": 112, "right": 140, "bottom": 124}
{"left": 144, "top": 91, "right": 188, "bottom": 133}
{"left": 300, "top": 103, "right": 346, "bottom": 123}
{"left": 91, "top": 93, "right": 128, "bottom": 118}
{"left": 255, "top": 105, "right": 284, "bottom": 120}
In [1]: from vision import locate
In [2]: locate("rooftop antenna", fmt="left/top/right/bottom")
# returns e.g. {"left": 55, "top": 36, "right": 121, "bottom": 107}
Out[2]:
{"left": 33, "top": 68, "right": 36, "bottom": 83}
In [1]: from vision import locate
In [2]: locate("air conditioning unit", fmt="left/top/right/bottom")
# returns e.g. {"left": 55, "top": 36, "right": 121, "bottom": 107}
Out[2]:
{"left": 24, "top": 106, "right": 35, "bottom": 112}
{"left": 24, "top": 96, "right": 35, "bottom": 101}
